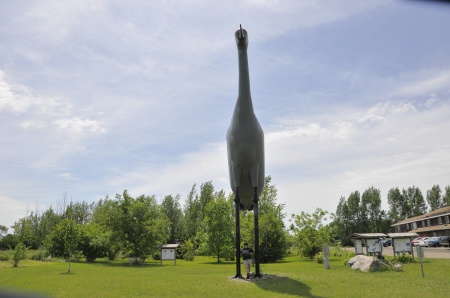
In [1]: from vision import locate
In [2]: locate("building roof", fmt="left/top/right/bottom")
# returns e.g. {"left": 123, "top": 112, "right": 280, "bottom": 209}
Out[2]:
{"left": 410, "top": 224, "right": 450, "bottom": 234}
{"left": 347, "top": 233, "right": 387, "bottom": 239}
{"left": 392, "top": 206, "right": 450, "bottom": 226}
{"left": 160, "top": 244, "right": 181, "bottom": 249}
{"left": 387, "top": 232, "right": 419, "bottom": 239}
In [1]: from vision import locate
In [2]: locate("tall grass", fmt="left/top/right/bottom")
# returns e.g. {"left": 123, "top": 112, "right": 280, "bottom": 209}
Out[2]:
{"left": 1, "top": 252, "right": 449, "bottom": 297}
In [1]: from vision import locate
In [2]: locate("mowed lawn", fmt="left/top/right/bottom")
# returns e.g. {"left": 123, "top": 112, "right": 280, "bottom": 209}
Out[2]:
{"left": 1, "top": 254, "right": 449, "bottom": 298}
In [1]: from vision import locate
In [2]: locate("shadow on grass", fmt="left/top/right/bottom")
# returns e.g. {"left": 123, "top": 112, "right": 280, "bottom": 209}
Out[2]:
{"left": 255, "top": 276, "right": 323, "bottom": 298}
{"left": 80, "top": 260, "right": 164, "bottom": 268}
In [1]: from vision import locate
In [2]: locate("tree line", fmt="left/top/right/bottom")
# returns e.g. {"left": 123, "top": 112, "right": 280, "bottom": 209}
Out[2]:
{"left": 333, "top": 184, "right": 450, "bottom": 245}
{"left": 2, "top": 180, "right": 449, "bottom": 262}
{"left": 0, "top": 177, "right": 289, "bottom": 264}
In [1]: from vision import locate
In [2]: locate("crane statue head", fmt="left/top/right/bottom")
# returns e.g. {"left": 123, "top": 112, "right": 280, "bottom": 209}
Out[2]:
{"left": 235, "top": 24, "right": 248, "bottom": 49}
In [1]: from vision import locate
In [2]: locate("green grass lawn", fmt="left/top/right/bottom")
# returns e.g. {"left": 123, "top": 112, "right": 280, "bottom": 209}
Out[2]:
{"left": 0, "top": 253, "right": 448, "bottom": 298}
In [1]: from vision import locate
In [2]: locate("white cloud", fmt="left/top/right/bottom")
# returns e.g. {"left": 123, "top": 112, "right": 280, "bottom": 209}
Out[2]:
{"left": 0, "top": 196, "right": 30, "bottom": 230}
{"left": 53, "top": 117, "right": 106, "bottom": 134}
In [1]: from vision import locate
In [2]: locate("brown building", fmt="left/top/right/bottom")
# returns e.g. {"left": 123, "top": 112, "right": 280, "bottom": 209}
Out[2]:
{"left": 392, "top": 206, "right": 450, "bottom": 237}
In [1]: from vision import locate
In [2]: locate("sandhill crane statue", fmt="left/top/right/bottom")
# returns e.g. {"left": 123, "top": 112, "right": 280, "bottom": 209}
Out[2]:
{"left": 226, "top": 25, "right": 264, "bottom": 278}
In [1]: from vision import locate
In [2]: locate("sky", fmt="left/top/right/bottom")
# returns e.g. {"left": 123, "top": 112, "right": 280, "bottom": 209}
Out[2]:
{"left": 1, "top": 0, "right": 450, "bottom": 231}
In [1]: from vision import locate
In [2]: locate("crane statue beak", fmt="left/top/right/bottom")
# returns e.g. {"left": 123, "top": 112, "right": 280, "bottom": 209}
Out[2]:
{"left": 239, "top": 24, "right": 245, "bottom": 39}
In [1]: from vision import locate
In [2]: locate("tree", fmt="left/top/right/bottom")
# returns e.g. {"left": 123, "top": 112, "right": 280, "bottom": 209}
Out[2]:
{"left": 183, "top": 184, "right": 202, "bottom": 240}
{"left": 79, "top": 223, "right": 109, "bottom": 262}
{"left": 347, "top": 191, "right": 362, "bottom": 231}
{"left": 333, "top": 197, "right": 352, "bottom": 245}
{"left": 63, "top": 219, "right": 80, "bottom": 273}
{"left": 114, "top": 190, "right": 168, "bottom": 260}
{"left": 0, "top": 225, "right": 7, "bottom": 236}
{"left": 45, "top": 218, "right": 80, "bottom": 273}
{"left": 161, "top": 194, "right": 184, "bottom": 244}
{"left": 91, "top": 197, "right": 122, "bottom": 260}
{"left": 426, "top": 185, "right": 443, "bottom": 211}
{"left": 291, "top": 208, "right": 332, "bottom": 259}
{"left": 361, "top": 187, "right": 382, "bottom": 232}
{"left": 204, "top": 191, "right": 233, "bottom": 262}
{"left": 444, "top": 186, "right": 450, "bottom": 207}
{"left": 11, "top": 242, "right": 27, "bottom": 267}
{"left": 403, "top": 186, "right": 427, "bottom": 217}
{"left": 239, "top": 176, "right": 288, "bottom": 263}
{"left": 387, "top": 187, "right": 405, "bottom": 223}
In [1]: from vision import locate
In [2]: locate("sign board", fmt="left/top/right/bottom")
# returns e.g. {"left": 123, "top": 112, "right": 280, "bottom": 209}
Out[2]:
{"left": 162, "top": 249, "right": 175, "bottom": 260}
{"left": 354, "top": 239, "right": 364, "bottom": 255}
{"left": 366, "top": 239, "right": 382, "bottom": 253}
{"left": 393, "top": 238, "right": 412, "bottom": 253}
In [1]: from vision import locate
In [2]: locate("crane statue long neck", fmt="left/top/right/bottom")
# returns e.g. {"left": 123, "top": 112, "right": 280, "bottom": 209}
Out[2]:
{"left": 236, "top": 27, "right": 254, "bottom": 115}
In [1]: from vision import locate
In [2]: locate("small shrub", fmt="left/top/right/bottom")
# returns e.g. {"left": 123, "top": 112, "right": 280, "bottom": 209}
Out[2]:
{"left": 153, "top": 253, "right": 161, "bottom": 260}
{"left": 396, "top": 253, "right": 413, "bottom": 263}
{"left": 0, "top": 254, "right": 10, "bottom": 261}
{"left": 30, "top": 250, "right": 50, "bottom": 261}
{"left": 315, "top": 252, "right": 324, "bottom": 264}
{"left": 11, "top": 242, "right": 27, "bottom": 267}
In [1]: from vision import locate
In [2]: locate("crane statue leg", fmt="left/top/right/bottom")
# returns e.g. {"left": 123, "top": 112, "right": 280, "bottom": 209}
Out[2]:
{"left": 234, "top": 186, "right": 242, "bottom": 278}
{"left": 253, "top": 186, "right": 261, "bottom": 277}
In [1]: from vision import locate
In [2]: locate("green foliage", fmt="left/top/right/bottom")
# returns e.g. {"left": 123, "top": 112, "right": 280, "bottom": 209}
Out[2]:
{"left": 182, "top": 238, "right": 195, "bottom": 261}
{"left": 78, "top": 223, "right": 109, "bottom": 262}
{"left": 314, "top": 252, "right": 324, "bottom": 264}
{"left": 161, "top": 194, "right": 184, "bottom": 244}
{"left": 0, "top": 251, "right": 10, "bottom": 261}
{"left": 396, "top": 253, "right": 413, "bottom": 263}
{"left": 30, "top": 249, "right": 50, "bottom": 261}
{"left": 0, "top": 234, "right": 19, "bottom": 250}
{"left": 204, "top": 191, "right": 233, "bottom": 262}
{"left": 426, "top": 184, "right": 443, "bottom": 211}
{"left": 114, "top": 191, "right": 169, "bottom": 260}
{"left": 239, "top": 176, "right": 288, "bottom": 263}
{"left": 291, "top": 208, "right": 332, "bottom": 259}
{"left": 11, "top": 242, "right": 27, "bottom": 267}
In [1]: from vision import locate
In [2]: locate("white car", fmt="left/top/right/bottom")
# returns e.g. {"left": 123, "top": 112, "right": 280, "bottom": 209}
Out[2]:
{"left": 418, "top": 237, "right": 430, "bottom": 247}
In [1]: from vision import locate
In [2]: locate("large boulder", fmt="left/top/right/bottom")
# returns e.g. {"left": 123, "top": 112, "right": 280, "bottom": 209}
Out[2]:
{"left": 348, "top": 255, "right": 383, "bottom": 272}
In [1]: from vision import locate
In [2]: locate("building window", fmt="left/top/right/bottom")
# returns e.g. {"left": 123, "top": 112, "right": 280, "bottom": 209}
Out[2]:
{"left": 446, "top": 216, "right": 449, "bottom": 224}
{"left": 438, "top": 217, "right": 442, "bottom": 225}
{"left": 412, "top": 222, "right": 417, "bottom": 229}
{"left": 406, "top": 223, "right": 409, "bottom": 230}
{"left": 427, "top": 219, "right": 431, "bottom": 226}
{"left": 422, "top": 220, "right": 426, "bottom": 227}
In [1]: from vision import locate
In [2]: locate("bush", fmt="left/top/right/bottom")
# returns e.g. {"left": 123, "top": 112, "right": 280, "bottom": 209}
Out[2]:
{"left": 182, "top": 238, "right": 195, "bottom": 261}
{"left": 11, "top": 242, "right": 27, "bottom": 267}
{"left": 0, "top": 253, "right": 10, "bottom": 261}
{"left": 30, "top": 249, "right": 50, "bottom": 261}
{"left": 396, "top": 253, "right": 413, "bottom": 263}
{"left": 315, "top": 252, "right": 324, "bottom": 264}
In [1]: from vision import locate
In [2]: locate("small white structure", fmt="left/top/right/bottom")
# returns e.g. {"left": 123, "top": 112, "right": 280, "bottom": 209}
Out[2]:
{"left": 347, "top": 233, "right": 387, "bottom": 257}
{"left": 160, "top": 244, "right": 180, "bottom": 266}
{"left": 387, "top": 232, "right": 418, "bottom": 261}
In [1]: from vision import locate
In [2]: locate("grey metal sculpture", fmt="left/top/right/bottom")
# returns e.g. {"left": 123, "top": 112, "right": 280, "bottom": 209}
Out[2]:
{"left": 226, "top": 25, "right": 265, "bottom": 278}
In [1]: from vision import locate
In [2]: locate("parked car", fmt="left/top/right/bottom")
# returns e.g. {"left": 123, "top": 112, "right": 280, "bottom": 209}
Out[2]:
{"left": 438, "top": 236, "right": 449, "bottom": 247}
{"left": 418, "top": 237, "right": 430, "bottom": 247}
{"left": 424, "top": 237, "right": 441, "bottom": 247}
{"left": 412, "top": 237, "right": 424, "bottom": 246}
{"left": 382, "top": 239, "right": 392, "bottom": 247}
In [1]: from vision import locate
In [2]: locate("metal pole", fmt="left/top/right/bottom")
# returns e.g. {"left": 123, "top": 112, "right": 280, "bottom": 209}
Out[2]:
{"left": 253, "top": 187, "right": 261, "bottom": 277}
{"left": 234, "top": 187, "right": 242, "bottom": 278}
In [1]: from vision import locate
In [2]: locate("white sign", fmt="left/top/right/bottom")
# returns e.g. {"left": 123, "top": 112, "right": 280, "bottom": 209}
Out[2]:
{"left": 393, "top": 238, "right": 412, "bottom": 253}
{"left": 355, "top": 239, "right": 364, "bottom": 255}
{"left": 366, "top": 239, "right": 382, "bottom": 253}
{"left": 162, "top": 249, "right": 175, "bottom": 260}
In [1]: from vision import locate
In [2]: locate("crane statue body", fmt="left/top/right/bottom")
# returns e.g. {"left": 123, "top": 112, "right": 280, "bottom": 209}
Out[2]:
{"left": 226, "top": 25, "right": 264, "bottom": 278}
